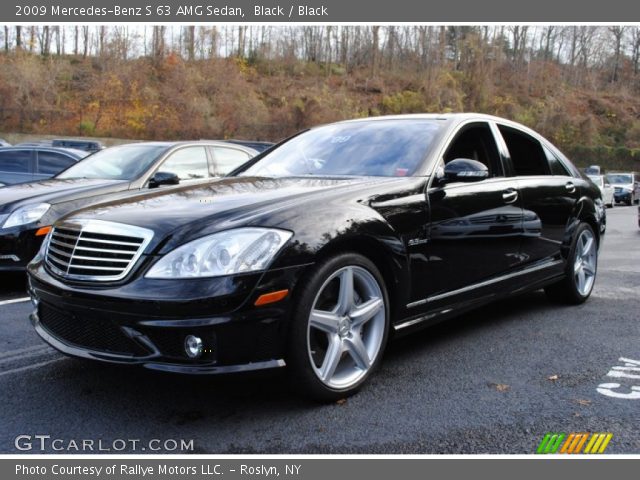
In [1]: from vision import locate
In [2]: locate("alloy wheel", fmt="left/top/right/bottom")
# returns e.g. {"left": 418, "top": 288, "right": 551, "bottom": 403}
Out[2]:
{"left": 574, "top": 229, "right": 597, "bottom": 297}
{"left": 306, "top": 265, "right": 386, "bottom": 389}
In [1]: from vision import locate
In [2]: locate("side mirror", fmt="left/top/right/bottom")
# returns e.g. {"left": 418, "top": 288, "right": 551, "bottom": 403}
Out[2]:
{"left": 149, "top": 171, "right": 180, "bottom": 188}
{"left": 443, "top": 158, "right": 489, "bottom": 183}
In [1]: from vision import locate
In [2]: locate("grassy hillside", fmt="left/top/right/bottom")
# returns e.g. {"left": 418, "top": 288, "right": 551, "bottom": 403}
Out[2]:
{"left": 1, "top": 46, "right": 640, "bottom": 172}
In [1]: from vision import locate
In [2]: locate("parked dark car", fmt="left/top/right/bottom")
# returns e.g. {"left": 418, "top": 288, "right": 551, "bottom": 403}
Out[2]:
{"left": 27, "top": 114, "right": 605, "bottom": 401}
{"left": 51, "top": 139, "right": 105, "bottom": 152}
{"left": 0, "top": 141, "right": 257, "bottom": 271}
{"left": 0, "top": 146, "right": 89, "bottom": 186}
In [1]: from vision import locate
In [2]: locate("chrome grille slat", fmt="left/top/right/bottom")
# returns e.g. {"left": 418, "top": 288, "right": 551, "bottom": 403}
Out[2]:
{"left": 73, "top": 245, "right": 136, "bottom": 255}
{"left": 69, "top": 255, "right": 132, "bottom": 263}
{"left": 49, "top": 238, "right": 77, "bottom": 249}
{"left": 45, "top": 219, "right": 154, "bottom": 282}
{"left": 47, "top": 245, "right": 73, "bottom": 258}
{"left": 75, "top": 237, "right": 142, "bottom": 247}
{"left": 66, "top": 264, "right": 125, "bottom": 271}
{"left": 51, "top": 232, "right": 80, "bottom": 241}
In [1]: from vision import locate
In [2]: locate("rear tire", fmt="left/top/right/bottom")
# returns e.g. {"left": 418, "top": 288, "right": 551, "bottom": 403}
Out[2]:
{"left": 286, "top": 253, "right": 390, "bottom": 402}
{"left": 544, "top": 223, "right": 598, "bottom": 305}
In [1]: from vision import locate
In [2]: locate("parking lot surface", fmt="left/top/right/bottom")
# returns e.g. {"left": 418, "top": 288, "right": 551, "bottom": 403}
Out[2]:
{"left": 0, "top": 206, "right": 638, "bottom": 454}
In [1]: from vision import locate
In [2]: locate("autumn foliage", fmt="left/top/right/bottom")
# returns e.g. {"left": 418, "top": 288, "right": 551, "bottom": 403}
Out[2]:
{"left": 1, "top": 26, "right": 640, "bottom": 170}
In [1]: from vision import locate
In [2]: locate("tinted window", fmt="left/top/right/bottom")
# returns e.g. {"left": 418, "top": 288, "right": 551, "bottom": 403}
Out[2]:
{"left": 213, "top": 147, "right": 250, "bottom": 176}
{"left": 58, "top": 144, "right": 167, "bottom": 180}
{"left": 241, "top": 120, "right": 443, "bottom": 177}
{"left": 160, "top": 147, "right": 209, "bottom": 180}
{"left": 499, "top": 126, "right": 550, "bottom": 176}
{"left": 0, "top": 150, "right": 31, "bottom": 172}
{"left": 37, "top": 151, "right": 76, "bottom": 175}
{"left": 543, "top": 145, "right": 571, "bottom": 176}
{"left": 443, "top": 123, "right": 503, "bottom": 176}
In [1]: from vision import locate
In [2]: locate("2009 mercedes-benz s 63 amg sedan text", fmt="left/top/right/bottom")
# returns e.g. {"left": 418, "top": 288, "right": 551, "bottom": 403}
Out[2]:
{"left": 27, "top": 114, "right": 605, "bottom": 401}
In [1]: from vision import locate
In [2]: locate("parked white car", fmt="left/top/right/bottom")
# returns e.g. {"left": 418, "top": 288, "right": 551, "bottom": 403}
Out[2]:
{"left": 588, "top": 174, "right": 615, "bottom": 208}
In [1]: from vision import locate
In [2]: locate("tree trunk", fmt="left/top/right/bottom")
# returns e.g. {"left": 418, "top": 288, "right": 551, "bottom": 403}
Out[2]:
{"left": 15, "top": 26, "right": 22, "bottom": 50}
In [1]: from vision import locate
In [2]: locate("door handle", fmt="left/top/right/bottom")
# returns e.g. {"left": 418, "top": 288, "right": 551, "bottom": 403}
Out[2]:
{"left": 502, "top": 189, "right": 518, "bottom": 204}
{"left": 565, "top": 182, "right": 576, "bottom": 193}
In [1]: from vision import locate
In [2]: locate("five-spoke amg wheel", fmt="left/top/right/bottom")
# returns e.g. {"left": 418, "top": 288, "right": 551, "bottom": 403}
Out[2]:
{"left": 287, "top": 253, "right": 389, "bottom": 401}
{"left": 545, "top": 223, "right": 598, "bottom": 304}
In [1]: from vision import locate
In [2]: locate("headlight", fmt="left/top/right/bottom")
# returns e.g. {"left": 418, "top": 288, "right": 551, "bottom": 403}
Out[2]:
{"left": 145, "top": 228, "right": 293, "bottom": 279}
{"left": 2, "top": 203, "right": 50, "bottom": 229}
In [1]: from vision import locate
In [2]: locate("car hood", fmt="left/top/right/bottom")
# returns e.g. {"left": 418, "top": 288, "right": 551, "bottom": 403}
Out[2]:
{"left": 62, "top": 176, "right": 406, "bottom": 245}
{"left": 0, "top": 178, "right": 130, "bottom": 213}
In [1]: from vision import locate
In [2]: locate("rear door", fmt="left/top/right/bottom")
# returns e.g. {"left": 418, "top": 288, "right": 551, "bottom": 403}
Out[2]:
{"left": 0, "top": 149, "right": 34, "bottom": 185}
{"left": 496, "top": 124, "right": 578, "bottom": 266}
{"left": 414, "top": 121, "right": 525, "bottom": 304}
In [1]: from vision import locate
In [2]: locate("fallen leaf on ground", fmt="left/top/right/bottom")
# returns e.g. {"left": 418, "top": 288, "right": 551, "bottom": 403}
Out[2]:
{"left": 489, "top": 383, "right": 510, "bottom": 392}
{"left": 574, "top": 399, "right": 592, "bottom": 406}
{"left": 548, "top": 374, "right": 559, "bottom": 381}
{"left": 336, "top": 398, "right": 347, "bottom": 405}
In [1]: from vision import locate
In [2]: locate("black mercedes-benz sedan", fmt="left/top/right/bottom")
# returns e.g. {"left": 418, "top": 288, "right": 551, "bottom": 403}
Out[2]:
{"left": 0, "top": 141, "right": 257, "bottom": 271}
{"left": 27, "top": 114, "right": 605, "bottom": 401}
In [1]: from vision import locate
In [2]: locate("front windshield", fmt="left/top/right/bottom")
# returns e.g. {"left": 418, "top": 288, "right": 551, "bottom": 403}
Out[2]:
{"left": 57, "top": 144, "right": 168, "bottom": 180}
{"left": 240, "top": 119, "right": 443, "bottom": 177}
{"left": 606, "top": 173, "right": 633, "bottom": 185}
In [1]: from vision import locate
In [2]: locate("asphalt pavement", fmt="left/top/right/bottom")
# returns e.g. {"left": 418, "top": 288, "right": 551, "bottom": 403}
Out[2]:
{"left": 0, "top": 206, "right": 638, "bottom": 454}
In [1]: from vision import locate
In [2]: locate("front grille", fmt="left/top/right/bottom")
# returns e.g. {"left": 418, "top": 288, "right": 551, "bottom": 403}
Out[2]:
{"left": 38, "top": 304, "right": 146, "bottom": 356}
{"left": 45, "top": 219, "right": 153, "bottom": 281}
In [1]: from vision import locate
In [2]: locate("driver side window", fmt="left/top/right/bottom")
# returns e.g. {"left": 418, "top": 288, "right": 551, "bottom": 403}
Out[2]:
{"left": 443, "top": 123, "right": 503, "bottom": 177}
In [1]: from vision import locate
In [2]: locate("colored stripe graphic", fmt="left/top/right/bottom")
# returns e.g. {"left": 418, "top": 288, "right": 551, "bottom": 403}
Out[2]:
{"left": 537, "top": 433, "right": 565, "bottom": 454}
{"left": 537, "top": 433, "right": 613, "bottom": 454}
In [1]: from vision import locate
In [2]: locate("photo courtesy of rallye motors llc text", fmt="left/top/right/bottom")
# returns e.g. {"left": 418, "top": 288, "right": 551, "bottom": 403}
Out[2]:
{"left": 15, "top": 464, "right": 300, "bottom": 476}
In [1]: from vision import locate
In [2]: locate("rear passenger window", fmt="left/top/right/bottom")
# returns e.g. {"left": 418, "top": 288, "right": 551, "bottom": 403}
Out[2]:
{"left": 542, "top": 145, "right": 571, "bottom": 176}
{"left": 37, "top": 151, "right": 76, "bottom": 175}
{"left": 498, "top": 126, "right": 550, "bottom": 176}
{"left": 212, "top": 147, "right": 251, "bottom": 176}
{"left": 0, "top": 150, "right": 31, "bottom": 172}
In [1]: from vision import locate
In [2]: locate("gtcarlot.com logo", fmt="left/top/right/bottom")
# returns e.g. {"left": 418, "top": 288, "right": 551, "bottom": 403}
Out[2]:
{"left": 536, "top": 432, "right": 613, "bottom": 454}
{"left": 14, "top": 435, "right": 194, "bottom": 452}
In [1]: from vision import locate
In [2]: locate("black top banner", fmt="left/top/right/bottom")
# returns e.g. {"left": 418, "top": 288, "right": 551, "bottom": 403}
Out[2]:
{"left": 4, "top": 0, "right": 640, "bottom": 22}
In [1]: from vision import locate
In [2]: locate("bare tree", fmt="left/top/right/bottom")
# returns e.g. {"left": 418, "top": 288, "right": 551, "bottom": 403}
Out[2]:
{"left": 631, "top": 27, "right": 640, "bottom": 75}
{"left": 371, "top": 26, "right": 380, "bottom": 77}
{"left": 609, "top": 26, "right": 626, "bottom": 82}
{"left": 82, "top": 26, "right": 89, "bottom": 57}
{"left": 15, "top": 26, "right": 22, "bottom": 50}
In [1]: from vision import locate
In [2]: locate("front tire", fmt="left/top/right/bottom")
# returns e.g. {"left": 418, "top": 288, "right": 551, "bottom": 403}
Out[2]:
{"left": 544, "top": 223, "right": 598, "bottom": 305}
{"left": 286, "top": 253, "right": 390, "bottom": 402}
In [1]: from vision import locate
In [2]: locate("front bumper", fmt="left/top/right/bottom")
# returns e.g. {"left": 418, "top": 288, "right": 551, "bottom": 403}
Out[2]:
{"left": 27, "top": 259, "right": 310, "bottom": 374}
{"left": 613, "top": 191, "right": 632, "bottom": 203}
{"left": 0, "top": 226, "right": 44, "bottom": 271}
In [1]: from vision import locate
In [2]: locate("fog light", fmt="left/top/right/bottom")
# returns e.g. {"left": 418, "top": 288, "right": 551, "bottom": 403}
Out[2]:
{"left": 184, "top": 335, "right": 203, "bottom": 359}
